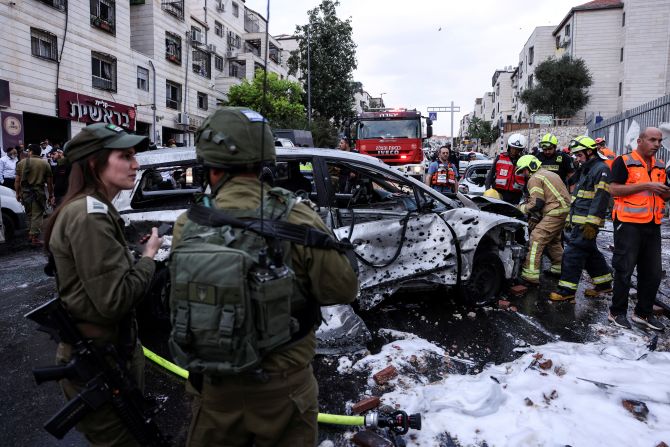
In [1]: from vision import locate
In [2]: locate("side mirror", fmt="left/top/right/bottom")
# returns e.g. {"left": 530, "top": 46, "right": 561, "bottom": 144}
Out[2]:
{"left": 426, "top": 122, "right": 433, "bottom": 139}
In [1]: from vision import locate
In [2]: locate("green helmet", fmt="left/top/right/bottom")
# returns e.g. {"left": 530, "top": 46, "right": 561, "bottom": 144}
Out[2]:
{"left": 568, "top": 135, "right": 597, "bottom": 154}
{"left": 195, "top": 107, "right": 275, "bottom": 167}
{"left": 540, "top": 133, "right": 558, "bottom": 148}
{"left": 515, "top": 154, "right": 542, "bottom": 175}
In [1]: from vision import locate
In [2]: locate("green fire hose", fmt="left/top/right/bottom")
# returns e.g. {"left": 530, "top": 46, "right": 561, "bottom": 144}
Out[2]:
{"left": 142, "top": 346, "right": 420, "bottom": 432}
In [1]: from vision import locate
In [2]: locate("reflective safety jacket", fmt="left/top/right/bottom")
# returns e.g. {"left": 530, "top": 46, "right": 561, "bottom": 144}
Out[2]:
{"left": 430, "top": 162, "right": 457, "bottom": 187}
{"left": 492, "top": 153, "right": 525, "bottom": 192}
{"left": 519, "top": 168, "right": 571, "bottom": 217}
{"left": 600, "top": 147, "right": 616, "bottom": 170}
{"left": 612, "top": 151, "right": 667, "bottom": 224}
{"left": 569, "top": 157, "right": 611, "bottom": 226}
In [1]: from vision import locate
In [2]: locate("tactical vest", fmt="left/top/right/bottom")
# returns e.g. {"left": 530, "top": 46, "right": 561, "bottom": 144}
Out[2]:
{"left": 430, "top": 163, "right": 457, "bottom": 187}
{"left": 494, "top": 153, "right": 525, "bottom": 192}
{"left": 612, "top": 151, "right": 666, "bottom": 224}
{"left": 168, "top": 188, "right": 314, "bottom": 375}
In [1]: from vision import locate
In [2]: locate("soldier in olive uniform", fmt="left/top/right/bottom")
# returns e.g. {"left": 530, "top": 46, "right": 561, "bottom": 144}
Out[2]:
{"left": 15, "top": 143, "right": 54, "bottom": 245}
{"left": 170, "top": 107, "right": 359, "bottom": 446}
{"left": 43, "top": 123, "right": 162, "bottom": 446}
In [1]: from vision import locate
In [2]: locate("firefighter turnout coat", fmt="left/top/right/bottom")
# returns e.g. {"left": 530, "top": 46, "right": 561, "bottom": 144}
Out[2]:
{"left": 568, "top": 157, "right": 611, "bottom": 227}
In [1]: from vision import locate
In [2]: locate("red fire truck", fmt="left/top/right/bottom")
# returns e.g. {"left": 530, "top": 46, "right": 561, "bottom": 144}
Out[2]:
{"left": 349, "top": 109, "right": 433, "bottom": 178}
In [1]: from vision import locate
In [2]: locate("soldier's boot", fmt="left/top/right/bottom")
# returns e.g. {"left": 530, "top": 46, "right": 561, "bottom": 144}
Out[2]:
{"left": 549, "top": 288, "right": 575, "bottom": 302}
{"left": 584, "top": 282, "right": 613, "bottom": 298}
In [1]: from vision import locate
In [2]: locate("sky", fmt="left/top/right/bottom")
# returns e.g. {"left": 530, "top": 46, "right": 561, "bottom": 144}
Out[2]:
{"left": 243, "top": 0, "right": 585, "bottom": 136}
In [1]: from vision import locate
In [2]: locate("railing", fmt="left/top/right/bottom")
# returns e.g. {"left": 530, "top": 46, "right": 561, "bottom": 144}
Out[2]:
{"left": 588, "top": 94, "right": 670, "bottom": 158}
{"left": 166, "top": 98, "right": 180, "bottom": 110}
{"left": 92, "top": 75, "right": 114, "bottom": 91}
{"left": 161, "top": 0, "right": 184, "bottom": 19}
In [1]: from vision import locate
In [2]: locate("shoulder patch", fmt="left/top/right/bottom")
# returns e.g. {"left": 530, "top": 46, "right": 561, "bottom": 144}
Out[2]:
{"left": 86, "top": 196, "right": 109, "bottom": 214}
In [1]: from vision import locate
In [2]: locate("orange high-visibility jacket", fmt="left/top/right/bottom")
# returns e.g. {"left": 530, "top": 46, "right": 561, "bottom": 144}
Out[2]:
{"left": 612, "top": 151, "right": 667, "bottom": 224}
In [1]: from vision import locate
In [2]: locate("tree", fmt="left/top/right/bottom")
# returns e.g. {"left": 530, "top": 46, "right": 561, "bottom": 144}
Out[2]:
{"left": 225, "top": 69, "right": 305, "bottom": 128}
{"left": 467, "top": 117, "right": 499, "bottom": 145}
{"left": 288, "top": 0, "right": 357, "bottom": 125}
{"left": 520, "top": 56, "right": 592, "bottom": 118}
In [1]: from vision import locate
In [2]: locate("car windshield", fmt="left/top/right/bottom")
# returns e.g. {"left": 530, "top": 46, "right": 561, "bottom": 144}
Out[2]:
{"left": 357, "top": 119, "right": 420, "bottom": 139}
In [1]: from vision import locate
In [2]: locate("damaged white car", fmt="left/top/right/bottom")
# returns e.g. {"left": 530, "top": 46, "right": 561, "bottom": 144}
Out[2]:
{"left": 115, "top": 147, "right": 527, "bottom": 310}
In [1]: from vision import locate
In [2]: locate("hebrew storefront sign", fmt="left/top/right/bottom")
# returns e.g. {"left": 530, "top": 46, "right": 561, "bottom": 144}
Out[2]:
{"left": 57, "top": 89, "right": 136, "bottom": 131}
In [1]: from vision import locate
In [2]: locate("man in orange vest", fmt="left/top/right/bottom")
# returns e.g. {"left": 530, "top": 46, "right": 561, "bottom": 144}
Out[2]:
{"left": 595, "top": 137, "right": 616, "bottom": 170}
{"left": 484, "top": 133, "right": 526, "bottom": 204}
{"left": 608, "top": 127, "right": 670, "bottom": 331}
{"left": 425, "top": 145, "right": 459, "bottom": 194}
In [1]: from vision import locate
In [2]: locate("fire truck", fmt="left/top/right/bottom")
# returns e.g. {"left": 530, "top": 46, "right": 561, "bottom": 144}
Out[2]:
{"left": 347, "top": 109, "right": 433, "bottom": 179}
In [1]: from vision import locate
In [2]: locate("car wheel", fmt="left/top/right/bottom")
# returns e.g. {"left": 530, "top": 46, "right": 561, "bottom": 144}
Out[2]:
{"left": 1, "top": 210, "right": 15, "bottom": 239}
{"left": 460, "top": 250, "right": 504, "bottom": 306}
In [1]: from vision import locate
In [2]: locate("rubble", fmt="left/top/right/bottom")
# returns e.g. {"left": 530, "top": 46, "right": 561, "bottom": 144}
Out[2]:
{"left": 621, "top": 399, "right": 649, "bottom": 422}
{"left": 498, "top": 300, "right": 511, "bottom": 310}
{"left": 352, "top": 430, "right": 394, "bottom": 447}
{"left": 373, "top": 365, "right": 398, "bottom": 385}
{"left": 539, "top": 359, "right": 553, "bottom": 370}
{"left": 351, "top": 396, "right": 381, "bottom": 414}
{"left": 509, "top": 284, "right": 528, "bottom": 297}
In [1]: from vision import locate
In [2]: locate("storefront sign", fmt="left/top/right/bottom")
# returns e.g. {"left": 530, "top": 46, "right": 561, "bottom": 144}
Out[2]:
{"left": 57, "top": 89, "right": 136, "bottom": 131}
{"left": 1, "top": 111, "right": 24, "bottom": 148}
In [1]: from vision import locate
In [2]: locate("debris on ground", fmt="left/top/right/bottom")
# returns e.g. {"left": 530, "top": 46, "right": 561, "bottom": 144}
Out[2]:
{"left": 498, "top": 299, "right": 511, "bottom": 310}
{"left": 352, "top": 396, "right": 381, "bottom": 414}
{"left": 373, "top": 366, "right": 398, "bottom": 385}
{"left": 621, "top": 399, "right": 649, "bottom": 422}
{"left": 509, "top": 284, "right": 528, "bottom": 297}
{"left": 352, "top": 430, "right": 394, "bottom": 447}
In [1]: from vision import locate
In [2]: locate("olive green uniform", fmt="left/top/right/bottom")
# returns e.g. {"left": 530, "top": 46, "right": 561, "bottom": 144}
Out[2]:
{"left": 49, "top": 193, "right": 156, "bottom": 447}
{"left": 16, "top": 157, "right": 52, "bottom": 236}
{"left": 172, "top": 176, "right": 359, "bottom": 447}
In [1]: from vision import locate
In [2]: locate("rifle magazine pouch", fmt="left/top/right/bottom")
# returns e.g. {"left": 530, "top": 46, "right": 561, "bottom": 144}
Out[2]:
{"left": 250, "top": 265, "right": 295, "bottom": 353}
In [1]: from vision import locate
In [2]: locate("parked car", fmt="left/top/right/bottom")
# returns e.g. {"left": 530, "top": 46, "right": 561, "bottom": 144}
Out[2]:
{"left": 0, "top": 185, "right": 27, "bottom": 241}
{"left": 458, "top": 151, "right": 489, "bottom": 175}
{"left": 114, "top": 147, "right": 526, "bottom": 308}
{"left": 459, "top": 160, "right": 493, "bottom": 196}
{"left": 274, "top": 137, "right": 295, "bottom": 147}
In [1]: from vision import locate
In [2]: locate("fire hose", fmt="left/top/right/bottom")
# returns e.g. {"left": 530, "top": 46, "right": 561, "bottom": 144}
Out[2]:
{"left": 142, "top": 347, "right": 421, "bottom": 434}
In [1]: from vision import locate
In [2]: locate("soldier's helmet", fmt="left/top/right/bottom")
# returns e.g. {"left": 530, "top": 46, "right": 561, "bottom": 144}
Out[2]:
{"left": 195, "top": 107, "right": 275, "bottom": 168}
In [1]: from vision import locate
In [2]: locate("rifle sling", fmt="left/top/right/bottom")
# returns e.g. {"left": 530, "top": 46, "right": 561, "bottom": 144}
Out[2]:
{"left": 187, "top": 204, "right": 353, "bottom": 253}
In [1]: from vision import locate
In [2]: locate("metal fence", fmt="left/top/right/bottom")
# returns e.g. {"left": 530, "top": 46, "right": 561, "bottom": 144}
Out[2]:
{"left": 588, "top": 94, "right": 670, "bottom": 160}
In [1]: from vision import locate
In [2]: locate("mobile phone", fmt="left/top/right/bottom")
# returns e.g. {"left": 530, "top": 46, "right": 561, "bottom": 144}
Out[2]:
{"left": 157, "top": 223, "right": 173, "bottom": 237}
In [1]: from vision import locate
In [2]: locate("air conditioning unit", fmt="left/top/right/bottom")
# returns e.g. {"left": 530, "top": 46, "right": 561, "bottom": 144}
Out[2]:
{"left": 191, "top": 29, "right": 204, "bottom": 45}
{"left": 176, "top": 112, "right": 190, "bottom": 125}
{"left": 207, "top": 44, "right": 216, "bottom": 53}
{"left": 226, "top": 49, "right": 237, "bottom": 58}
{"left": 216, "top": 5, "right": 224, "bottom": 12}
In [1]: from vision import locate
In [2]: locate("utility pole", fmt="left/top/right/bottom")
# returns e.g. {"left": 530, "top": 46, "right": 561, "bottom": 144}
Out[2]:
{"left": 306, "top": 27, "right": 311, "bottom": 127}
{"left": 428, "top": 102, "right": 460, "bottom": 147}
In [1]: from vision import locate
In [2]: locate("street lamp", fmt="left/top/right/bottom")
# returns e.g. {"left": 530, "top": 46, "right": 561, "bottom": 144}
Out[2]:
{"left": 379, "top": 92, "right": 387, "bottom": 108}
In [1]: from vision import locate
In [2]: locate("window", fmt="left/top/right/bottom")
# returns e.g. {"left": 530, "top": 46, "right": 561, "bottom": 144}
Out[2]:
{"left": 620, "top": 47, "right": 624, "bottom": 62}
{"left": 622, "top": 12, "right": 625, "bottom": 27}
{"left": 555, "top": 35, "right": 561, "bottom": 49}
{"left": 232, "top": 2, "right": 239, "bottom": 17}
{"left": 229, "top": 61, "right": 244, "bottom": 79}
{"left": 166, "top": 32, "right": 182, "bottom": 64}
{"left": 161, "top": 0, "right": 184, "bottom": 20}
{"left": 565, "top": 24, "right": 571, "bottom": 37}
{"left": 137, "top": 66, "right": 149, "bottom": 91}
{"left": 216, "top": 0, "right": 224, "bottom": 11}
{"left": 90, "top": 0, "right": 116, "bottom": 34}
{"left": 91, "top": 52, "right": 117, "bottom": 91}
{"left": 197, "top": 92, "right": 208, "bottom": 110}
{"left": 166, "top": 80, "right": 181, "bottom": 109}
{"left": 528, "top": 74, "right": 534, "bottom": 89}
{"left": 30, "top": 28, "right": 57, "bottom": 61}
{"left": 528, "top": 46, "right": 534, "bottom": 65}
{"left": 215, "top": 55, "right": 224, "bottom": 71}
{"left": 215, "top": 21, "right": 223, "bottom": 37}
{"left": 227, "top": 31, "right": 241, "bottom": 48}
{"left": 192, "top": 48, "right": 211, "bottom": 78}
{"left": 619, "top": 82, "right": 623, "bottom": 97}
{"left": 191, "top": 25, "right": 203, "bottom": 45}
{"left": 37, "top": 0, "right": 65, "bottom": 10}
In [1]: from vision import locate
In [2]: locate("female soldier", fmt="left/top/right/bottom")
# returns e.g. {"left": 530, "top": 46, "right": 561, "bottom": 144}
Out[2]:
{"left": 43, "top": 123, "right": 162, "bottom": 446}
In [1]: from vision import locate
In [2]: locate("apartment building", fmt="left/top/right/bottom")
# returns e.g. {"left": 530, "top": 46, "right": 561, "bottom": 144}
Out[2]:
{"left": 0, "top": 0, "right": 296, "bottom": 149}
{"left": 513, "top": 26, "right": 556, "bottom": 122}
{"left": 491, "top": 67, "right": 515, "bottom": 126}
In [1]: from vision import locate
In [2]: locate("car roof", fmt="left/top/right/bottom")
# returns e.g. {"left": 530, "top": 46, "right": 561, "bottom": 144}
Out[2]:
{"left": 464, "top": 160, "right": 492, "bottom": 171}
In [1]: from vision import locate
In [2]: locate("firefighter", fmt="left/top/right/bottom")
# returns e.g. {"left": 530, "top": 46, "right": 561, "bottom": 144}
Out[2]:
{"left": 515, "top": 155, "right": 571, "bottom": 285}
{"left": 536, "top": 133, "right": 575, "bottom": 184}
{"left": 425, "top": 145, "right": 459, "bottom": 194}
{"left": 608, "top": 127, "right": 670, "bottom": 331}
{"left": 595, "top": 137, "right": 616, "bottom": 170}
{"left": 550, "top": 136, "right": 613, "bottom": 302}
{"left": 485, "top": 133, "right": 526, "bottom": 204}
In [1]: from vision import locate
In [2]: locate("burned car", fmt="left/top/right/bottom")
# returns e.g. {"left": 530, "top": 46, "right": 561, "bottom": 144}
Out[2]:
{"left": 115, "top": 147, "right": 526, "bottom": 310}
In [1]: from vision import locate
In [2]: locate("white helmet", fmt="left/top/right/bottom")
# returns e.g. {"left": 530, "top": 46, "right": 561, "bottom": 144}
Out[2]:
{"left": 507, "top": 133, "right": 527, "bottom": 149}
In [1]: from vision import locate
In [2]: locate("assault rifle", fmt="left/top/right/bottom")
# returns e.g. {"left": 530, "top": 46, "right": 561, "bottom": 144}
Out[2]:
{"left": 25, "top": 297, "right": 171, "bottom": 446}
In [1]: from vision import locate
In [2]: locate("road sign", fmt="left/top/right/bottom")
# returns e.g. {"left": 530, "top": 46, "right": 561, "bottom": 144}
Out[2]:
{"left": 533, "top": 114, "right": 553, "bottom": 125}
{"left": 428, "top": 112, "right": 437, "bottom": 121}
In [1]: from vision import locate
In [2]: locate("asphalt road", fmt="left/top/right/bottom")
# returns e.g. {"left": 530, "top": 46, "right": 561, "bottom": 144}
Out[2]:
{"left": 1, "top": 223, "right": 669, "bottom": 447}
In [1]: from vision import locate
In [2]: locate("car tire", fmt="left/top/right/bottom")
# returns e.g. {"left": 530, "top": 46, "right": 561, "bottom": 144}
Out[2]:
{"left": 460, "top": 250, "right": 505, "bottom": 306}
{"left": 1, "top": 210, "right": 15, "bottom": 239}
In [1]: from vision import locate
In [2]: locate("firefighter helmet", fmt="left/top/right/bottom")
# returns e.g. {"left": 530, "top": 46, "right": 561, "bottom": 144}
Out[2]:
{"left": 507, "top": 133, "right": 527, "bottom": 150}
{"left": 515, "top": 155, "right": 542, "bottom": 175}
{"left": 483, "top": 188, "right": 502, "bottom": 200}
{"left": 540, "top": 133, "right": 558, "bottom": 148}
{"left": 568, "top": 136, "right": 597, "bottom": 154}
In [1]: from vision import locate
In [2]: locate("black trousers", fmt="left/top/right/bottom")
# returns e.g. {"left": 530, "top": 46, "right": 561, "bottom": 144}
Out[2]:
{"left": 558, "top": 225, "right": 612, "bottom": 292}
{"left": 610, "top": 221, "right": 662, "bottom": 317}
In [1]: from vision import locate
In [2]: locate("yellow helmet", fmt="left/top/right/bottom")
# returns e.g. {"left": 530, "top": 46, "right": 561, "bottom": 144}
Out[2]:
{"left": 568, "top": 135, "right": 597, "bottom": 154}
{"left": 540, "top": 133, "right": 558, "bottom": 148}
{"left": 515, "top": 155, "right": 542, "bottom": 175}
{"left": 483, "top": 188, "right": 502, "bottom": 200}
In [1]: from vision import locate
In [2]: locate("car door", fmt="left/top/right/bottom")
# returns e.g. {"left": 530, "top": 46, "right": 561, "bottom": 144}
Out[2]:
{"left": 315, "top": 156, "right": 458, "bottom": 307}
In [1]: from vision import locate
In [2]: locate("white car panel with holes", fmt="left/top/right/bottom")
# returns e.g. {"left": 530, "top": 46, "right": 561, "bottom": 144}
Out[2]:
{"left": 0, "top": 185, "right": 27, "bottom": 241}
{"left": 458, "top": 160, "right": 493, "bottom": 196}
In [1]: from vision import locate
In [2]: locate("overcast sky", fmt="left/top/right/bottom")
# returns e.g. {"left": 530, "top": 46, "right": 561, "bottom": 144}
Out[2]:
{"left": 244, "top": 0, "right": 582, "bottom": 136}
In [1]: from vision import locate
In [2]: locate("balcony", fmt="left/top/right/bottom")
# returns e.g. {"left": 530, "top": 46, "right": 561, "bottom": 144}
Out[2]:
{"left": 90, "top": 15, "right": 115, "bottom": 33}
{"left": 161, "top": 0, "right": 184, "bottom": 20}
